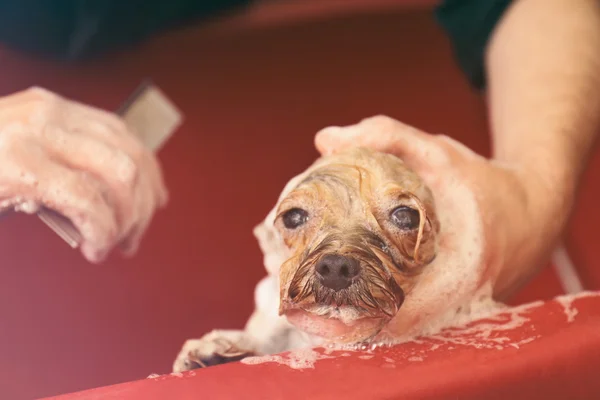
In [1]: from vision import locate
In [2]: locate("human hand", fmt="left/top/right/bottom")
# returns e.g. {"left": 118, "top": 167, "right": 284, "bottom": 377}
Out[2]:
{"left": 315, "top": 116, "right": 569, "bottom": 299}
{"left": 0, "top": 87, "right": 168, "bottom": 263}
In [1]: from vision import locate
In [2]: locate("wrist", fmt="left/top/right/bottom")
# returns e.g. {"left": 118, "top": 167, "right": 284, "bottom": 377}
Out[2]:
{"left": 501, "top": 157, "right": 576, "bottom": 259}
{"left": 489, "top": 161, "right": 576, "bottom": 299}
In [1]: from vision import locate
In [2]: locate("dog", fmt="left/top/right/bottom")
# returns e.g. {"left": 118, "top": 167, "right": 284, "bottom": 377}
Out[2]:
{"left": 173, "top": 145, "right": 485, "bottom": 371}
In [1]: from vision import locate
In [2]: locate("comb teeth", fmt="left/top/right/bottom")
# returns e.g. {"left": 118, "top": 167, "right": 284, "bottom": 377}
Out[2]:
{"left": 37, "top": 208, "right": 80, "bottom": 248}
{"left": 36, "top": 81, "right": 182, "bottom": 248}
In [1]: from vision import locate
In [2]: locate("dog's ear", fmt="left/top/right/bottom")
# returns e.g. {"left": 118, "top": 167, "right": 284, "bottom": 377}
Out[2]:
{"left": 253, "top": 171, "right": 309, "bottom": 276}
{"left": 394, "top": 192, "right": 439, "bottom": 269}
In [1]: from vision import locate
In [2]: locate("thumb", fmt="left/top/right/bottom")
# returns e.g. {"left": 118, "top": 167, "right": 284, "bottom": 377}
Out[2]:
{"left": 314, "top": 125, "right": 356, "bottom": 156}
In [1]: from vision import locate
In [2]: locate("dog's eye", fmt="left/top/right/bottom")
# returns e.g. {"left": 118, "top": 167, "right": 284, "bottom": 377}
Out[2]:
{"left": 282, "top": 208, "right": 309, "bottom": 229}
{"left": 390, "top": 206, "right": 420, "bottom": 230}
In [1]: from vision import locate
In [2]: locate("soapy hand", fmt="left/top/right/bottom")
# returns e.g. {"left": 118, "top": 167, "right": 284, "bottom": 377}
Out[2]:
{"left": 0, "top": 87, "right": 168, "bottom": 263}
{"left": 315, "top": 116, "right": 563, "bottom": 299}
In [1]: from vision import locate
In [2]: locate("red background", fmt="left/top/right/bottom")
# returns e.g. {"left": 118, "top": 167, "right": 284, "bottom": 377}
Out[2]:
{"left": 0, "top": 1, "right": 596, "bottom": 398}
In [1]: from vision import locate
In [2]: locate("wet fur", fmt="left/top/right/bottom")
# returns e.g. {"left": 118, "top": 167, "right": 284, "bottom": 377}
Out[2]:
{"left": 283, "top": 227, "right": 405, "bottom": 319}
{"left": 173, "top": 147, "right": 440, "bottom": 372}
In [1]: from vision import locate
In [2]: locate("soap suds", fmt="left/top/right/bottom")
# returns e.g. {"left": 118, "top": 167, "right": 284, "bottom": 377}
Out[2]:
{"left": 425, "top": 300, "right": 544, "bottom": 351}
{"left": 241, "top": 348, "right": 335, "bottom": 369}
{"left": 239, "top": 294, "right": 549, "bottom": 370}
{"left": 247, "top": 147, "right": 600, "bottom": 373}
{"left": 238, "top": 291, "right": 600, "bottom": 371}
{"left": 0, "top": 197, "right": 40, "bottom": 214}
{"left": 507, "top": 336, "right": 540, "bottom": 349}
{"left": 553, "top": 291, "right": 600, "bottom": 323}
{"left": 146, "top": 370, "right": 196, "bottom": 381}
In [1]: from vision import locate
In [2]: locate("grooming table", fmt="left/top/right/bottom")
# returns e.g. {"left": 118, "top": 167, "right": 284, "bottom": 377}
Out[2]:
{"left": 2, "top": 0, "right": 600, "bottom": 398}
{"left": 46, "top": 291, "right": 600, "bottom": 400}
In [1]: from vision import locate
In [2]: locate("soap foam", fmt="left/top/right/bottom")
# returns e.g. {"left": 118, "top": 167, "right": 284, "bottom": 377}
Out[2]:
{"left": 238, "top": 293, "right": 571, "bottom": 370}
{"left": 553, "top": 291, "right": 600, "bottom": 322}
{"left": 380, "top": 156, "right": 488, "bottom": 339}
{"left": 241, "top": 348, "right": 335, "bottom": 369}
{"left": 248, "top": 144, "right": 599, "bottom": 371}
{"left": 0, "top": 197, "right": 40, "bottom": 214}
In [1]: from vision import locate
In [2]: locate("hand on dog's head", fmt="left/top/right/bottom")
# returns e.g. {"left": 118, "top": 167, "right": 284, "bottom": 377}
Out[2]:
{"left": 255, "top": 147, "right": 440, "bottom": 344}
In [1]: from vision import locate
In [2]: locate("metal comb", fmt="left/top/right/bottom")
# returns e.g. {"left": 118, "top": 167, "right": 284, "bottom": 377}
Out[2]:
{"left": 1, "top": 81, "right": 183, "bottom": 248}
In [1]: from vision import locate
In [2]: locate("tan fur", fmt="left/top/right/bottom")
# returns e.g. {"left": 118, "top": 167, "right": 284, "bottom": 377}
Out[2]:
{"left": 173, "top": 147, "right": 441, "bottom": 371}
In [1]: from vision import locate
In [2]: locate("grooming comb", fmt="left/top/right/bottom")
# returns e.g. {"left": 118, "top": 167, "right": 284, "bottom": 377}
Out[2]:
{"left": 3, "top": 81, "right": 183, "bottom": 248}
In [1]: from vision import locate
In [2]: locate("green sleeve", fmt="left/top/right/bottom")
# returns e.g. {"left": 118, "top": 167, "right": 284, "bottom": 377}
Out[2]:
{"left": 0, "top": 0, "right": 253, "bottom": 60}
{"left": 0, "top": 0, "right": 513, "bottom": 86}
{"left": 435, "top": 0, "right": 514, "bottom": 89}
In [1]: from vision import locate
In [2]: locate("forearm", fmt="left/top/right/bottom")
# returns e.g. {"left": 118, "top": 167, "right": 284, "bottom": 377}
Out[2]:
{"left": 486, "top": 0, "right": 600, "bottom": 203}
{"left": 485, "top": 0, "right": 600, "bottom": 295}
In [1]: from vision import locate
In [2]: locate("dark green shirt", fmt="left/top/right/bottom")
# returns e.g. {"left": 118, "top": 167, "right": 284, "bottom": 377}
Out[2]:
{"left": 0, "top": 0, "right": 512, "bottom": 89}
{"left": 436, "top": 0, "right": 513, "bottom": 89}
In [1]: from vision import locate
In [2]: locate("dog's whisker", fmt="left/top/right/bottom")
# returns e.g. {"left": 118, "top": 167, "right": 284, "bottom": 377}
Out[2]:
{"left": 354, "top": 288, "right": 379, "bottom": 310}
{"left": 283, "top": 220, "right": 413, "bottom": 324}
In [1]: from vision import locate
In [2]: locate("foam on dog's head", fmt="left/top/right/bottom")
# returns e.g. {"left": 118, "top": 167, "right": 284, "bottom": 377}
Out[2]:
{"left": 254, "top": 144, "right": 487, "bottom": 344}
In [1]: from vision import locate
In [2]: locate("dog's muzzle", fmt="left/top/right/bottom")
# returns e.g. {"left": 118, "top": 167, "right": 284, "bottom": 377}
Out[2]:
{"left": 282, "top": 229, "right": 405, "bottom": 319}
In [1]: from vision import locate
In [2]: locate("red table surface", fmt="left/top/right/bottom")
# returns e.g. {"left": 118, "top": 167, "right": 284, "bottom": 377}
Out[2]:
{"left": 0, "top": 0, "right": 598, "bottom": 398}
{"left": 47, "top": 292, "right": 600, "bottom": 400}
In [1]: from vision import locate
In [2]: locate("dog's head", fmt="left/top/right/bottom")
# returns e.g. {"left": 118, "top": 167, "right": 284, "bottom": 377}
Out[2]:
{"left": 254, "top": 147, "right": 440, "bottom": 343}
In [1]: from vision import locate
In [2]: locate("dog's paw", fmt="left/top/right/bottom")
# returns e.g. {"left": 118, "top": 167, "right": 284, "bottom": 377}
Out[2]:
{"left": 173, "top": 330, "right": 256, "bottom": 372}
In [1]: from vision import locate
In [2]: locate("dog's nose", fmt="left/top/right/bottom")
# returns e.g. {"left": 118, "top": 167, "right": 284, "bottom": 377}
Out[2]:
{"left": 315, "top": 254, "right": 361, "bottom": 291}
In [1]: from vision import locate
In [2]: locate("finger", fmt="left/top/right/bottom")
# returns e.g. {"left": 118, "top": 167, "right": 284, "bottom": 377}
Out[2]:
{"left": 314, "top": 116, "right": 426, "bottom": 153}
{"left": 314, "top": 116, "right": 446, "bottom": 170}
{"left": 41, "top": 173, "right": 118, "bottom": 263}
{"left": 4, "top": 91, "right": 168, "bottom": 241}
{"left": 64, "top": 103, "right": 169, "bottom": 208}
{"left": 4, "top": 152, "right": 119, "bottom": 263}
{"left": 1, "top": 88, "right": 168, "bottom": 225}
{"left": 118, "top": 215, "right": 153, "bottom": 257}
{"left": 0, "top": 91, "right": 63, "bottom": 129}
{"left": 315, "top": 116, "right": 427, "bottom": 154}
{"left": 118, "top": 158, "right": 158, "bottom": 257}
{"left": 118, "top": 158, "right": 159, "bottom": 257}
{"left": 0, "top": 87, "right": 57, "bottom": 109}
{"left": 144, "top": 153, "right": 169, "bottom": 208}
{"left": 55, "top": 101, "right": 168, "bottom": 254}
{"left": 41, "top": 126, "right": 144, "bottom": 236}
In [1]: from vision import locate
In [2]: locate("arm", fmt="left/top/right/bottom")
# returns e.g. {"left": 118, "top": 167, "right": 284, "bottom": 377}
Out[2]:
{"left": 485, "top": 0, "right": 600, "bottom": 296}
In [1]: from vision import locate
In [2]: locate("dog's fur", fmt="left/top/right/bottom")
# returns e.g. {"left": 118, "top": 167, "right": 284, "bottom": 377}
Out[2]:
{"left": 173, "top": 146, "right": 483, "bottom": 372}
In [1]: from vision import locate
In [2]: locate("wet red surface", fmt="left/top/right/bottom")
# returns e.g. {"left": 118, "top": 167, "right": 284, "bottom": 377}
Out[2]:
{"left": 48, "top": 293, "right": 600, "bottom": 400}
{"left": 0, "top": 0, "right": 597, "bottom": 398}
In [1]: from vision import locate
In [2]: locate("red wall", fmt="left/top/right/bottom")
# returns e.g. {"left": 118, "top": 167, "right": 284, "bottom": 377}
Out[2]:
{"left": 0, "top": 3, "right": 594, "bottom": 399}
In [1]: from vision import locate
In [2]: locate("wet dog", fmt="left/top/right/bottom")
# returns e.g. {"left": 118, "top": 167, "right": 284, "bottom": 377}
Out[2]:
{"left": 173, "top": 147, "right": 448, "bottom": 371}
